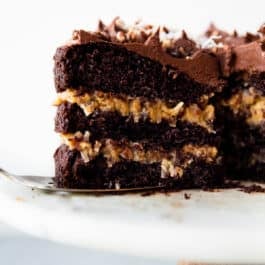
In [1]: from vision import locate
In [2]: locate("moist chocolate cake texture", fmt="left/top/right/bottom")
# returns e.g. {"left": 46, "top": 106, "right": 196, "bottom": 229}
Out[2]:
{"left": 206, "top": 24, "right": 265, "bottom": 181}
{"left": 53, "top": 18, "right": 225, "bottom": 189}
{"left": 53, "top": 18, "right": 265, "bottom": 189}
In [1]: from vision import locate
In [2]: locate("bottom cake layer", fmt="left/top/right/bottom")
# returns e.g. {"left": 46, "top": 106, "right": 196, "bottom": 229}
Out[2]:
{"left": 225, "top": 154, "right": 265, "bottom": 182}
{"left": 224, "top": 139, "right": 265, "bottom": 181}
{"left": 54, "top": 145, "right": 224, "bottom": 189}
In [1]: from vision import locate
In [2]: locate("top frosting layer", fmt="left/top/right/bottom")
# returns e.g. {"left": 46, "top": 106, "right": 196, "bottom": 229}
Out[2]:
{"left": 61, "top": 18, "right": 265, "bottom": 84}
{"left": 205, "top": 24, "right": 265, "bottom": 76}
{"left": 68, "top": 18, "right": 223, "bottom": 88}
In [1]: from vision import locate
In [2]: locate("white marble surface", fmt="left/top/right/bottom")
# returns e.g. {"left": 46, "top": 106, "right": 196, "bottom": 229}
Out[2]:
{"left": 1, "top": 176, "right": 265, "bottom": 264}
{"left": 0, "top": 223, "right": 172, "bottom": 265}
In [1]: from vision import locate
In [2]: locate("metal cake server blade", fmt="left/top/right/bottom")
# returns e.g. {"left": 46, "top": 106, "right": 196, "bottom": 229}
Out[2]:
{"left": 0, "top": 168, "right": 162, "bottom": 193}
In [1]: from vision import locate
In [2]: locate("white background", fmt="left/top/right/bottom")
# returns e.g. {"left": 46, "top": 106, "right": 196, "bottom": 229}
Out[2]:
{"left": 0, "top": 0, "right": 265, "bottom": 264}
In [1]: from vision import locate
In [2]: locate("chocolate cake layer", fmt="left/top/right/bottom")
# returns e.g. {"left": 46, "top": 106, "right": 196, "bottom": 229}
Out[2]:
{"left": 54, "top": 42, "right": 222, "bottom": 104}
{"left": 221, "top": 104, "right": 265, "bottom": 180}
{"left": 54, "top": 144, "right": 223, "bottom": 189}
{"left": 55, "top": 102, "right": 220, "bottom": 149}
{"left": 225, "top": 149, "right": 265, "bottom": 181}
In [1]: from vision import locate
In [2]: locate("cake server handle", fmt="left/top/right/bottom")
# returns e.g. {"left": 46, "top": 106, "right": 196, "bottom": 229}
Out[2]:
{"left": 0, "top": 168, "right": 162, "bottom": 193}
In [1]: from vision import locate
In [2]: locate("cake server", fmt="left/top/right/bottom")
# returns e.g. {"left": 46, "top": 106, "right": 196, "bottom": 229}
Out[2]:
{"left": 0, "top": 168, "right": 161, "bottom": 193}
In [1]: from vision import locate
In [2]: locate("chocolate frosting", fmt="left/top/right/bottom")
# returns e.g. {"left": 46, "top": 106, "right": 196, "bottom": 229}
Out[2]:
{"left": 165, "top": 31, "right": 198, "bottom": 58}
{"left": 206, "top": 24, "right": 265, "bottom": 76}
{"left": 205, "top": 23, "right": 246, "bottom": 47}
{"left": 232, "top": 42, "right": 265, "bottom": 73}
{"left": 72, "top": 29, "right": 222, "bottom": 88}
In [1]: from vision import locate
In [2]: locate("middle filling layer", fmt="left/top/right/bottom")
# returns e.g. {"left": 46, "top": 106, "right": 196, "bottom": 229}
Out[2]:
{"left": 60, "top": 131, "right": 218, "bottom": 178}
{"left": 224, "top": 87, "right": 265, "bottom": 126}
{"left": 54, "top": 89, "right": 215, "bottom": 132}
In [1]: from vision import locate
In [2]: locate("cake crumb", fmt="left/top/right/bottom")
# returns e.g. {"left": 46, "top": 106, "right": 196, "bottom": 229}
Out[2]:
{"left": 184, "top": 193, "right": 191, "bottom": 199}
{"left": 240, "top": 184, "right": 265, "bottom": 193}
{"left": 15, "top": 196, "right": 25, "bottom": 202}
{"left": 141, "top": 190, "right": 156, "bottom": 196}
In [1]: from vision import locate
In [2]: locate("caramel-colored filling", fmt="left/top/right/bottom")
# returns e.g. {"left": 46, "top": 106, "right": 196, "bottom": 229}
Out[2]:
{"left": 55, "top": 89, "right": 215, "bottom": 132}
{"left": 60, "top": 131, "right": 218, "bottom": 178}
{"left": 182, "top": 143, "right": 218, "bottom": 159}
{"left": 224, "top": 87, "right": 265, "bottom": 126}
{"left": 181, "top": 104, "right": 214, "bottom": 132}
{"left": 161, "top": 157, "right": 193, "bottom": 179}
{"left": 61, "top": 131, "right": 102, "bottom": 163}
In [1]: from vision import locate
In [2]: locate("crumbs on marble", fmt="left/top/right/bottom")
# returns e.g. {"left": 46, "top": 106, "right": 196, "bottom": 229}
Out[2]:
{"left": 184, "top": 193, "right": 191, "bottom": 199}
{"left": 15, "top": 196, "right": 25, "bottom": 202}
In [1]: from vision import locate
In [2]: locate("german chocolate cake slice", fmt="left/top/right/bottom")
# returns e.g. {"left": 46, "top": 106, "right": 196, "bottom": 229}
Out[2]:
{"left": 53, "top": 18, "right": 224, "bottom": 189}
{"left": 206, "top": 24, "right": 265, "bottom": 181}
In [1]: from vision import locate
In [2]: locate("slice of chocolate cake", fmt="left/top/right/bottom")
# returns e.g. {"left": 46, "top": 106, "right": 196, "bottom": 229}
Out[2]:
{"left": 206, "top": 24, "right": 265, "bottom": 181}
{"left": 53, "top": 18, "right": 224, "bottom": 189}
